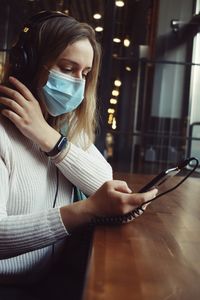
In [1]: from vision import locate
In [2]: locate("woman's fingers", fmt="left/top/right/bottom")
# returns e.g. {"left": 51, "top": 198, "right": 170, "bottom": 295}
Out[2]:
{"left": 116, "top": 186, "right": 158, "bottom": 215}
{"left": 115, "top": 188, "right": 158, "bottom": 214}
{"left": 110, "top": 180, "right": 132, "bottom": 193}
{"left": 0, "top": 96, "right": 25, "bottom": 117}
{"left": 8, "top": 76, "right": 35, "bottom": 102}
{"left": 113, "top": 188, "right": 158, "bottom": 223}
{"left": 0, "top": 76, "right": 35, "bottom": 109}
{"left": 88, "top": 180, "right": 158, "bottom": 219}
{"left": 141, "top": 202, "right": 150, "bottom": 210}
{"left": 126, "top": 188, "right": 158, "bottom": 206}
{"left": 0, "top": 85, "right": 27, "bottom": 108}
{"left": 1, "top": 108, "right": 22, "bottom": 126}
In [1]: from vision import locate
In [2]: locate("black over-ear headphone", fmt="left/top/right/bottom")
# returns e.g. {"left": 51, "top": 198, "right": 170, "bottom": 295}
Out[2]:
{"left": 9, "top": 11, "right": 69, "bottom": 82}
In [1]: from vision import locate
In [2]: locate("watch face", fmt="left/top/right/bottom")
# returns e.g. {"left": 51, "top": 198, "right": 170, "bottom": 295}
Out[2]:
{"left": 57, "top": 137, "right": 67, "bottom": 151}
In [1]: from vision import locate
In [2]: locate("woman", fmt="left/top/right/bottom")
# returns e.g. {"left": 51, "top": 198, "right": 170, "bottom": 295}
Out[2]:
{"left": 0, "top": 10, "right": 157, "bottom": 296}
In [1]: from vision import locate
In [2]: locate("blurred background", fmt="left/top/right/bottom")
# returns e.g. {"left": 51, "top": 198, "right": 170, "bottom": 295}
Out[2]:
{"left": 0, "top": 0, "right": 200, "bottom": 175}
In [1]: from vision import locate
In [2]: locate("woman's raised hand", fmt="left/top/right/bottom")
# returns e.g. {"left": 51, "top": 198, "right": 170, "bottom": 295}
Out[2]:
{"left": 0, "top": 76, "right": 60, "bottom": 152}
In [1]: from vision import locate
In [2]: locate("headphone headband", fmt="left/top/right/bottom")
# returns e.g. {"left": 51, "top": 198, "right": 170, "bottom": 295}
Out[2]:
{"left": 26, "top": 10, "right": 68, "bottom": 27}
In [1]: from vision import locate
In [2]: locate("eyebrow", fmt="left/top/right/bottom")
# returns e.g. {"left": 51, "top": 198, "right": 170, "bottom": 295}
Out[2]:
{"left": 58, "top": 58, "right": 92, "bottom": 71}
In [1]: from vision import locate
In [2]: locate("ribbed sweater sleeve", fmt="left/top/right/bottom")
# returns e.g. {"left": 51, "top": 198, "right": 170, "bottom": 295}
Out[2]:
{"left": 0, "top": 208, "right": 68, "bottom": 259}
{"left": 55, "top": 142, "right": 113, "bottom": 196}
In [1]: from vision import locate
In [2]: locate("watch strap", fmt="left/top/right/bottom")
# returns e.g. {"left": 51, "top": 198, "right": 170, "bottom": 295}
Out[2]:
{"left": 46, "top": 134, "right": 68, "bottom": 157}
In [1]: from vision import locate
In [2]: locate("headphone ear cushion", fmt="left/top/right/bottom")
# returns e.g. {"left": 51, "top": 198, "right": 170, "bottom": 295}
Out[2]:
{"left": 9, "top": 41, "right": 35, "bottom": 82}
{"left": 10, "top": 44, "right": 28, "bottom": 77}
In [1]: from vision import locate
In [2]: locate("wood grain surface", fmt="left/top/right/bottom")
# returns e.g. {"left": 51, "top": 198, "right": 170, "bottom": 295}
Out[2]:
{"left": 82, "top": 173, "right": 200, "bottom": 300}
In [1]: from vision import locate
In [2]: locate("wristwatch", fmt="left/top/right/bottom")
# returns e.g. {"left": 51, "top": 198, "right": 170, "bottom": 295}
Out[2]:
{"left": 46, "top": 134, "right": 68, "bottom": 157}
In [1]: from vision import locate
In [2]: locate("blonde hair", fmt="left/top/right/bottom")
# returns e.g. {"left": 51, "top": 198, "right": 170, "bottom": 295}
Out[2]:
{"left": 53, "top": 26, "right": 101, "bottom": 149}
{"left": 10, "top": 13, "right": 101, "bottom": 149}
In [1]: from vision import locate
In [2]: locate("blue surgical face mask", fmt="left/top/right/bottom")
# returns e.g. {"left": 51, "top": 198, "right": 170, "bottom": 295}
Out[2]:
{"left": 42, "top": 69, "right": 85, "bottom": 116}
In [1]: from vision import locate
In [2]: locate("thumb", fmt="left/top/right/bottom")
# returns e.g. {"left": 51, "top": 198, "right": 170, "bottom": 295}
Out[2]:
{"left": 126, "top": 188, "right": 158, "bottom": 206}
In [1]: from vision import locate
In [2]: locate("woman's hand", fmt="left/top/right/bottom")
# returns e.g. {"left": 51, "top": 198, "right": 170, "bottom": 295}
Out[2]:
{"left": 60, "top": 180, "right": 158, "bottom": 232}
{"left": 86, "top": 180, "right": 157, "bottom": 218}
{"left": 0, "top": 76, "right": 60, "bottom": 152}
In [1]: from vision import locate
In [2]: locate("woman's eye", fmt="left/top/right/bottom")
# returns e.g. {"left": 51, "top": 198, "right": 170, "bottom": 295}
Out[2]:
{"left": 62, "top": 68, "right": 72, "bottom": 73}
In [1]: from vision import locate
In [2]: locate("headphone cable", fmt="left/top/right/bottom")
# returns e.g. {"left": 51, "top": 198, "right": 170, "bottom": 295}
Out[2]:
{"left": 52, "top": 167, "right": 59, "bottom": 258}
{"left": 53, "top": 167, "right": 59, "bottom": 208}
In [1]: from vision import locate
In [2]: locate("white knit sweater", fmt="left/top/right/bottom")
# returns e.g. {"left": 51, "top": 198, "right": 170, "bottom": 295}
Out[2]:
{"left": 0, "top": 117, "right": 113, "bottom": 283}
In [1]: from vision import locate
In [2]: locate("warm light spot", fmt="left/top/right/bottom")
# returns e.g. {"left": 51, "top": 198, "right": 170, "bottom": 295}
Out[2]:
{"left": 108, "top": 114, "right": 113, "bottom": 124}
{"left": 114, "top": 79, "right": 121, "bottom": 87}
{"left": 113, "top": 37, "right": 121, "bottom": 43}
{"left": 93, "top": 13, "right": 102, "bottom": 19}
{"left": 112, "top": 90, "right": 119, "bottom": 96}
{"left": 125, "top": 66, "right": 132, "bottom": 71}
{"left": 115, "top": 1, "right": 124, "bottom": 7}
{"left": 110, "top": 98, "right": 118, "bottom": 104}
{"left": 23, "top": 27, "right": 29, "bottom": 33}
{"left": 112, "top": 117, "right": 117, "bottom": 129}
{"left": 124, "top": 38, "right": 130, "bottom": 47}
{"left": 108, "top": 108, "right": 115, "bottom": 114}
{"left": 95, "top": 26, "right": 103, "bottom": 32}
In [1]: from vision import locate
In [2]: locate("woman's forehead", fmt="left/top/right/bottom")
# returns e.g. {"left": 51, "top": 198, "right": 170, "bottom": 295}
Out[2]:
{"left": 57, "top": 39, "right": 94, "bottom": 69}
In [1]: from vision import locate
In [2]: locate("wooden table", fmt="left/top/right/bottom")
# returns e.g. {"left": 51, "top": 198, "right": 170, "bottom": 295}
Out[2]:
{"left": 82, "top": 173, "right": 200, "bottom": 300}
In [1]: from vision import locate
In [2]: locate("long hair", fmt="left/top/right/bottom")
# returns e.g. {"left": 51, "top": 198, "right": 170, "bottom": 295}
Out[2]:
{"left": 9, "top": 13, "right": 101, "bottom": 149}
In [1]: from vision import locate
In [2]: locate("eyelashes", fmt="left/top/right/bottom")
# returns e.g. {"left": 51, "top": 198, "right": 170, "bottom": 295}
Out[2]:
{"left": 61, "top": 69, "right": 89, "bottom": 79}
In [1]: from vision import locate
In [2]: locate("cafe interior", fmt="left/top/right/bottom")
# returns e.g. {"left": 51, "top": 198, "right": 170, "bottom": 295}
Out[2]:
{"left": 0, "top": 0, "right": 200, "bottom": 175}
{"left": 0, "top": 0, "right": 200, "bottom": 299}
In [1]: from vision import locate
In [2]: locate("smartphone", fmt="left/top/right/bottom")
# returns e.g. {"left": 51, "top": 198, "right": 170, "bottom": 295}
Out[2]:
{"left": 138, "top": 158, "right": 190, "bottom": 193}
